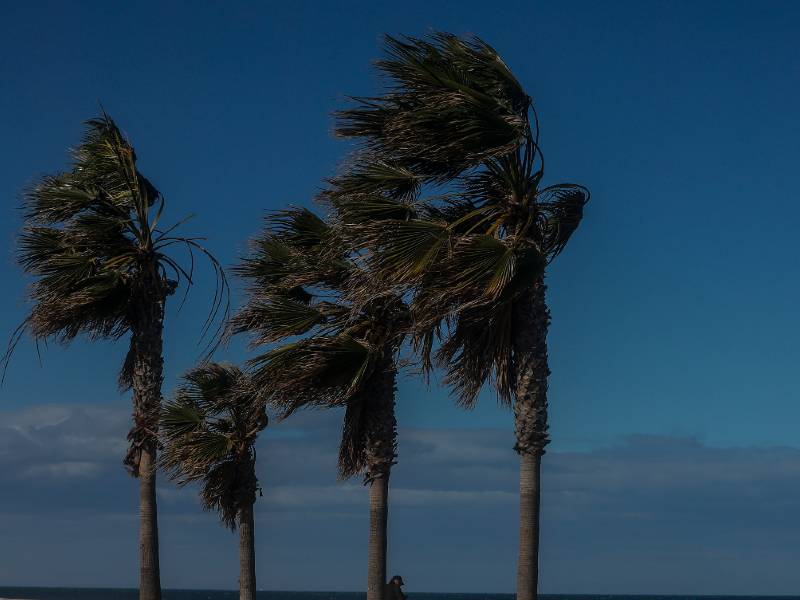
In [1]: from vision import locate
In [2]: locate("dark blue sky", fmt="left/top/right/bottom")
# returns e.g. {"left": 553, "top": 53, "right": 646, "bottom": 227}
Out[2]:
{"left": 1, "top": 0, "right": 799, "bottom": 594}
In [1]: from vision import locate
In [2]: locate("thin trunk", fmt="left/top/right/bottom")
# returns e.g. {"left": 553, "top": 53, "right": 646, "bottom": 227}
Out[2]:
{"left": 239, "top": 501, "right": 257, "bottom": 600}
{"left": 125, "top": 272, "right": 166, "bottom": 600}
{"left": 517, "top": 452, "right": 542, "bottom": 600}
{"left": 363, "top": 358, "right": 397, "bottom": 600}
{"left": 367, "top": 474, "right": 389, "bottom": 600}
{"left": 512, "top": 277, "right": 550, "bottom": 600}
{"left": 138, "top": 446, "right": 161, "bottom": 600}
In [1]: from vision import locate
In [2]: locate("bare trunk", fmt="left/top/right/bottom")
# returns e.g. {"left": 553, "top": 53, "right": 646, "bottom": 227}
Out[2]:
{"left": 138, "top": 446, "right": 161, "bottom": 600}
{"left": 517, "top": 452, "right": 542, "bottom": 599}
{"left": 239, "top": 501, "right": 257, "bottom": 600}
{"left": 513, "top": 277, "right": 550, "bottom": 600}
{"left": 367, "top": 474, "right": 389, "bottom": 600}
{"left": 364, "top": 360, "right": 397, "bottom": 600}
{"left": 125, "top": 271, "right": 166, "bottom": 600}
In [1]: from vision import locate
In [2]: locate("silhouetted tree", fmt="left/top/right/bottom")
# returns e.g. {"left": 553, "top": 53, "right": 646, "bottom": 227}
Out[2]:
{"left": 331, "top": 33, "right": 589, "bottom": 599}
{"left": 231, "top": 208, "right": 408, "bottom": 600}
{"left": 161, "top": 363, "right": 267, "bottom": 600}
{"left": 6, "top": 115, "right": 227, "bottom": 600}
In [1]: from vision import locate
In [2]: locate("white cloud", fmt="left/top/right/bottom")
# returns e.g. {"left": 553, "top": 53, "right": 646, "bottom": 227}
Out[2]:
{"left": 391, "top": 487, "right": 515, "bottom": 507}
{"left": 2, "top": 404, "right": 800, "bottom": 593}
{"left": 23, "top": 460, "right": 103, "bottom": 479}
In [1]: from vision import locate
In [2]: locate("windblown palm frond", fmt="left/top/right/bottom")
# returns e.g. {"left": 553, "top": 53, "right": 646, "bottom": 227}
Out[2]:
{"left": 437, "top": 299, "right": 515, "bottom": 407}
{"left": 328, "top": 159, "right": 422, "bottom": 203}
{"left": 536, "top": 184, "right": 590, "bottom": 259}
{"left": 363, "top": 218, "right": 451, "bottom": 283}
{"left": 336, "top": 33, "right": 531, "bottom": 180}
{"left": 406, "top": 239, "right": 545, "bottom": 405}
{"left": 232, "top": 207, "right": 347, "bottom": 293}
{"left": 249, "top": 335, "right": 376, "bottom": 412}
{"left": 228, "top": 207, "right": 354, "bottom": 348}
{"left": 160, "top": 363, "right": 267, "bottom": 530}
{"left": 229, "top": 295, "right": 328, "bottom": 346}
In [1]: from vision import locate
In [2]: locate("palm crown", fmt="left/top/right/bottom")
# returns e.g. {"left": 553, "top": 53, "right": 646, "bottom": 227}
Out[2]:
{"left": 160, "top": 363, "right": 268, "bottom": 529}
{"left": 230, "top": 208, "right": 408, "bottom": 480}
{"left": 6, "top": 114, "right": 227, "bottom": 383}
{"left": 327, "top": 33, "right": 589, "bottom": 405}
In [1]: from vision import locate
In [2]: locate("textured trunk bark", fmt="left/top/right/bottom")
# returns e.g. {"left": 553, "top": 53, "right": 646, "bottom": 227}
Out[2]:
{"left": 364, "top": 360, "right": 397, "bottom": 600}
{"left": 127, "top": 272, "right": 166, "bottom": 600}
{"left": 239, "top": 501, "right": 257, "bottom": 600}
{"left": 367, "top": 474, "right": 389, "bottom": 600}
{"left": 512, "top": 277, "right": 550, "bottom": 600}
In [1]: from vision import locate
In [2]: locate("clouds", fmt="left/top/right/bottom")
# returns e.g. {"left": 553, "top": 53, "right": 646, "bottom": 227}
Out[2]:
{"left": 0, "top": 404, "right": 128, "bottom": 477}
{"left": 546, "top": 436, "right": 800, "bottom": 526}
{"left": 0, "top": 404, "right": 799, "bottom": 593}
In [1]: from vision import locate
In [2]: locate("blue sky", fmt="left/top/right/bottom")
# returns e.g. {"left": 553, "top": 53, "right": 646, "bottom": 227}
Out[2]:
{"left": 1, "top": 0, "right": 799, "bottom": 594}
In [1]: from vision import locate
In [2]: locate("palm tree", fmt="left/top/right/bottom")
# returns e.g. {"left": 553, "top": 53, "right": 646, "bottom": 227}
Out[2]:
{"left": 230, "top": 207, "right": 409, "bottom": 600}
{"left": 330, "top": 33, "right": 589, "bottom": 600}
{"left": 160, "top": 362, "right": 268, "bottom": 600}
{"left": 4, "top": 114, "right": 227, "bottom": 600}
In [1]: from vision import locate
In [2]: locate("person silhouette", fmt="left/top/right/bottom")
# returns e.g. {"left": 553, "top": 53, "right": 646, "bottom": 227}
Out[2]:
{"left": 385, "top": 575, "right": 406, "bottom": 600}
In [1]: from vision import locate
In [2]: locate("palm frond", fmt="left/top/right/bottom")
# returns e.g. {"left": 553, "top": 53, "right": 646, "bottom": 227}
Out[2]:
{"left": 179, "top": 362, "right": 242, "bottom": 408}
{"left": 379, "top": 33, "right": 529, "bottom": 114}
{"left": 250, "top": 335, "right": 376, "bottom": 415}
{"left": 338, "top": 355, "right": 397, "bottom": 481}
{"left": 200, "top": 458, "right": 248, "bottom": 529}
{"left": 161, "top": 400, "right": 204, "bottom": 437}
{"left": 234, "top": 235, "right": 296, "bottom": 286}
{"left": 437, "top": 297, "right": 515, "bottom": 407}
{"left": 448, "top": 235, "right": 516, "bottom": 298}
{"left": 537, "top": 184, "right": 590, "bottom": 260}
{"left": 335, "top": 33, "right": 531, "bottom": 180}
{"left": 229, "top": 295, "right": 327, "bottom": 345}
{"left": 270, "top": 207, "right": 332, "bottom": 249}
{"left": 234, "top": 208, "right": 350, "bottom": 293}
{"left": 409, "top": 241, "right": 545, "bottom": 399}
{"left": 327, "top": 159, "right": 422, "bottom": 201}
{"left": 367, "top": 219, "right": 450, "bottom": 282}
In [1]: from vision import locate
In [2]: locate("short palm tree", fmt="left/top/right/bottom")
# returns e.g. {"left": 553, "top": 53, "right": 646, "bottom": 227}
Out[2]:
{"left": 160, "top": 363, "right": 268, "bottom": 600}
{"left": 4, "top": 114, "right": 227, "bottom": 600}
{"left": 330, "top": 33, "right": 589, "bottom": 600}
{"left": 230, "top": 208, "right": 408, "bottom": 600}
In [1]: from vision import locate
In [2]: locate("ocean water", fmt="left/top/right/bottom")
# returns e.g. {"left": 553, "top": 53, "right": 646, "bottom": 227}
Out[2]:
{"left": 0, "top": 592, "right": 794, "bottom": 600}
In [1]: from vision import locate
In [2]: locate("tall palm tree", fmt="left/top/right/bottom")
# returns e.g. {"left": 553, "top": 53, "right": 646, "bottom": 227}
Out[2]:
{"left": 230, "top": 207, "right": 409, "bottom": 600}
{"left": 160, "top": 363, "right": 268, "bottom": 600}
{"left": 330, "top": 33, "right": 589, "bottom": 600}
{"left": 4, "top": 114, "right": 227, "bottom": 600}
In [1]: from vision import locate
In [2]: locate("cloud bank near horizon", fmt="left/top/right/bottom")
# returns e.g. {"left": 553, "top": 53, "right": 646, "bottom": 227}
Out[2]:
{"left": 1, "top": 404, "right": 798, "bottom": 594}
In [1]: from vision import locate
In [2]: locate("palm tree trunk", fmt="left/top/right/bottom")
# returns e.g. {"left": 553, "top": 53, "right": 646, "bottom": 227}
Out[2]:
{"left": 138, "top": 445, "right": 161, "bottom": 600}
{"left": 367, "top": 474, "right": 389, "bottom": 600}
{"left": 517, "top": 452, "right": 542, "bottom": 600}
{"left": 239, "top": 501, "right": 257, "bottom": 600}
{"left": 364, "top": 359, "right": 397, "bottom": 600}
{"left": 125, "top": 275, "right": 166, "bottom": 600}
{"left": 512, "top": 277, "right": 551, "bottom": 600}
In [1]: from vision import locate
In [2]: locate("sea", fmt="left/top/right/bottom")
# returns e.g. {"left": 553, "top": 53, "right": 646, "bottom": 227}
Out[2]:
{"left": 0, "top": 592, "right": 795, "bottom": 600}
